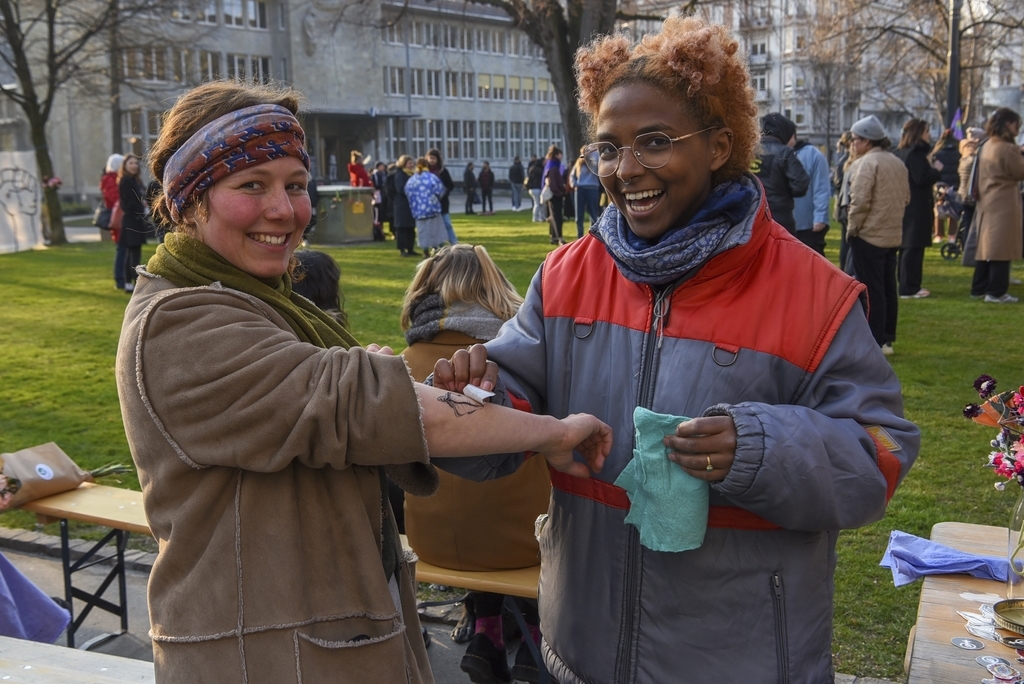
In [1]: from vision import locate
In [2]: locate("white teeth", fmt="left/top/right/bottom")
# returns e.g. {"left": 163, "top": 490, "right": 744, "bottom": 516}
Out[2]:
{"left": 625, "top": 189, "right": 664, "bottom": 201}
{"left": 251, "top": 234, "right": 286, "bottom": 245}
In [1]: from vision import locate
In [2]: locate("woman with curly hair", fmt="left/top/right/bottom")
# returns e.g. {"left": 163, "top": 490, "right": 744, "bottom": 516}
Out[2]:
{"left": 432, "top": 16, "right": 918, "bottom": 684}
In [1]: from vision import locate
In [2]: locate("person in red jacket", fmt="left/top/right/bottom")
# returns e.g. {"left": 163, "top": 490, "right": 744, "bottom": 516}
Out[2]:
{"left": 100, "top": 154, "right": 123, "bottom": 243}
{"left": 347, "top": 150, "right": 372, "bottom": 187}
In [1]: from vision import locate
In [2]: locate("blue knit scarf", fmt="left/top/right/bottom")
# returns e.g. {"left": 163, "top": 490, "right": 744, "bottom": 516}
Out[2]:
{"left": 591, "top": 180, "right": 759, "bottom": 286}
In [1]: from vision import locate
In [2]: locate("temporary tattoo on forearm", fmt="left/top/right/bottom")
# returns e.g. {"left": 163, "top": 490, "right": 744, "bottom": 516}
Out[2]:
{"left": 438, "top": 392, "right": 482, "bottom": 417}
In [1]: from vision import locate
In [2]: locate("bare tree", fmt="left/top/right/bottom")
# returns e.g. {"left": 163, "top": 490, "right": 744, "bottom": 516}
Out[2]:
{"left": 834, "top": 0, "right": 1023, "bottom": 125}
{"left": 806, "top": 16, "right": 856, "bottom": 162}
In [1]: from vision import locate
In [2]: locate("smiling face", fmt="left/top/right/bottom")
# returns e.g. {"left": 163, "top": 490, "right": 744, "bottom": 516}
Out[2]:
{"left": 193, "top": 156, "right": 311, "bottom": 278}
{"left": 594, "top": 82, "right": 732, "bottom": 242}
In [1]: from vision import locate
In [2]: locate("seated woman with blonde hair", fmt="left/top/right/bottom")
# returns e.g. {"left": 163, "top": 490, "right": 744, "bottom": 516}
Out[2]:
{"left": 400, "top": 244, "right": 549, "bottom": 684}
{"left": 115, "top": 79, "right": 611, "bottom": 684}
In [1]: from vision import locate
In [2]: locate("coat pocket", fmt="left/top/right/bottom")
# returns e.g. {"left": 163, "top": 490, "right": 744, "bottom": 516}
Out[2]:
{"left": 293, "top": 616, "right": 409, "bottom": 684}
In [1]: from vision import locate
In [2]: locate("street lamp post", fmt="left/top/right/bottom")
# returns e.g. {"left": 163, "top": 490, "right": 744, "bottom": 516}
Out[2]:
{"left": 946, "top": 0, "right": 963, "bottom": 127}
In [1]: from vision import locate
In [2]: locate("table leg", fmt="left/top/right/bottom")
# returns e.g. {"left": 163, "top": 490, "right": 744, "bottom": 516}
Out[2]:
{"left": 57, "top": 521, "right": 131, "bottom": 650}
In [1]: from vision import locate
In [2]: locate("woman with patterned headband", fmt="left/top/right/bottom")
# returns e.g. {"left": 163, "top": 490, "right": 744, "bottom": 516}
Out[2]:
{"left": 114, "top": 80, "right": 612, "bottom": 683}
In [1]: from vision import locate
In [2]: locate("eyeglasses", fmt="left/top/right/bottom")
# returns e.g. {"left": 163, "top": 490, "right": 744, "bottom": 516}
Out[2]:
{"left": 581, "top": 127, "right": 720, "bottom": 178}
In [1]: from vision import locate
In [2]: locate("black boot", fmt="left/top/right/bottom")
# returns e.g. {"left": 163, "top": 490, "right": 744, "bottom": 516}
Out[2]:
{"left": 460, "top": 633, "right": 512, "bottom": 684}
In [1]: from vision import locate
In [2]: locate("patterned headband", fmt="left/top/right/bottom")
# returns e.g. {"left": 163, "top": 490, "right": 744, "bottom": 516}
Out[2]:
{"left": 162, "top": 104, "right": 310, "bottom": 223}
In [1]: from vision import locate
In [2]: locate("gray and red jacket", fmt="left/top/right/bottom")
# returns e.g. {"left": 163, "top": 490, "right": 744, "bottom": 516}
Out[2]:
{"left": 439, "top": 188, "right": 918, "bottom": 684}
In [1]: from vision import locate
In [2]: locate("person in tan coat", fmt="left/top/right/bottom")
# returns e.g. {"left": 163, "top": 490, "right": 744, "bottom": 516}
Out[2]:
{"left": 845, "top": 115, "right": 911, "bottom": 355}
{"left": 115, "top": 80, "right": 612, "bottom": 684}
{"left": 970, "top": 108, "right": 1024, "bottom": 303}
{"left": 399, "top": 244, "right": 550, "bottom": 684}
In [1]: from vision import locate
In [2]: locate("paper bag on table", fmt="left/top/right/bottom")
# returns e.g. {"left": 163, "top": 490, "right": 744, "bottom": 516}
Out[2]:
{"left": 0, "top": 442, "right": 91, "bottom": 510}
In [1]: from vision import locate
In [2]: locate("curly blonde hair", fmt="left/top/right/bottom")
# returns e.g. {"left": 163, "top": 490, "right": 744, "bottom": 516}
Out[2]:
{"left": 575, "top": 16, "right": 758, "bottom": 185}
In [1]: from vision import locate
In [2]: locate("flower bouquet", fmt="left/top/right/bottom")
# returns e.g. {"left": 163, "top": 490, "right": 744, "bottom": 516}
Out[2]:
{"left": 965, "top": 375, "right": 1024, "bottom": 597}
{"left": 0, "top": 457, "right": 22, "bottom": 509}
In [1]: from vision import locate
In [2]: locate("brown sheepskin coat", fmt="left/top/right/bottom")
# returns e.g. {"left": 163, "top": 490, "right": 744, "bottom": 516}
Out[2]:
{"left": 116, "top": 270, "right": 434, "bottom": 684}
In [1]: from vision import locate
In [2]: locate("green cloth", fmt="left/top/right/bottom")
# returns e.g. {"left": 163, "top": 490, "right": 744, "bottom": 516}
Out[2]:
{"left": 613, "top": 406, "right": 710, "bottom": 553}
{"left": 147, "top": 233, "right": 359, "bottom": 350}
{"left": 147, "top": 233, "right": 410, "bottom": 579}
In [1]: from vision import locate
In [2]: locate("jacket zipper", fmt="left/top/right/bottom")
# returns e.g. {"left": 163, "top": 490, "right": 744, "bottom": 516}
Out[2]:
{"left": 614, "top": 286, "right": 673, "bottom": 684}
{"left": 771, "top": 572, "right": 791, "bottom": 684}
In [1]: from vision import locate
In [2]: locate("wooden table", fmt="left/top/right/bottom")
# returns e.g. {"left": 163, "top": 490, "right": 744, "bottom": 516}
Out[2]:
{"left": 905, "top": 521, "right": 1018, "bottom": 682}
{"left": 0, "top": 635, "right": 154, "bottom": 682}
{"left": 20, "top": 483, "right": 149, "bottom": 649}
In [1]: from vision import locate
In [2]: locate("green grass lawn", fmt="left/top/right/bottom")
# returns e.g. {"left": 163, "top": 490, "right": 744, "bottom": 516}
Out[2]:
{"left": 2, "top": 210, "right": 1022, "bottom": 680}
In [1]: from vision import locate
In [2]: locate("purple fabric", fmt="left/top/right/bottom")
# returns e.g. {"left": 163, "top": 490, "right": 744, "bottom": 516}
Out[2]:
{"left": 880, "top": 530, "right": 1008, "bottom": 587}
{"left": 162, "top": 104, "right": 310, "bottom": 222}
{"left": 0, "top": 551, "right": 69, "bottom": 643}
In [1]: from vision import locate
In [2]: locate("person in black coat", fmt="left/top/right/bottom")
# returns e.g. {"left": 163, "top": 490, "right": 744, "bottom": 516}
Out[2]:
{"left": 930, "top": 128, "right": 961, "bottom": 241}
{"left": 752, "top": 113, "right": 809, "bottom": 233}
{"left": 508, "top": 156, "right": 525, "bottom": 211}
{"left": 463, "top": 162, "right": 477, "bottom": 214}
{"left": 526, "top": 154, "right": 545, "bottom": 222}
{"left": 894, "top": 118, "right": 943, "bottom": 298}
{"left": 427, "top": 148, "right": 457, "bottom": 243}
{"left": 371, "top": 162, "right": 389, "bottom": 241}
{"left": 116, "top": 154, "right": 149, "bottom": 293}
{"left": 392, "top": 155, "right": 417, "bottom": 256}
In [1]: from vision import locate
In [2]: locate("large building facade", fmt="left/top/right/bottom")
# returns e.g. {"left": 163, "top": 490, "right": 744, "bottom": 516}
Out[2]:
{"left": 40, "top": 0, "right": 565, "bottom": 200}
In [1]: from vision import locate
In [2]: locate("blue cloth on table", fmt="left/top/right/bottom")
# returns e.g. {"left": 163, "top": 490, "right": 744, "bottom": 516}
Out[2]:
{"left": 0, "top": 551, "right": 70, "bottom": 643}
{"left": 613, "top": 406, "right": 709, "bottom": 553}
{"left": 880, "top": 530, "right": 1009, "bottom": 587}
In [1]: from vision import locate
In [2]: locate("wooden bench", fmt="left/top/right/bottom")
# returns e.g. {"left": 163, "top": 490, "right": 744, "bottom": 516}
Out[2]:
{"left": 401, "top": 535, "right": 549, "bottom": 682}
{"left": 0, "top": 634, "right": 154, "bottom": 682}
{"left": 21, "top": 483, "right": 149, "bottom": 649}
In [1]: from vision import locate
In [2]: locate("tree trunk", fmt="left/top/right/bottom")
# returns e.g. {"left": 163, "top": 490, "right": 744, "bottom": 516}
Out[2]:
{"left": 29, "top": 111, "right": 65, "bottom": 245}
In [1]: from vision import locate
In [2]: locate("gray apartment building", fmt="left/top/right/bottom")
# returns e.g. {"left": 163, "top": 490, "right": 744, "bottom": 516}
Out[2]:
{"left": 39, "top": 0, "right": 565, "bottom": 199}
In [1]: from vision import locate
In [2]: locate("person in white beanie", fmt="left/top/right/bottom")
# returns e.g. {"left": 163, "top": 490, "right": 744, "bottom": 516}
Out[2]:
{"left": 845, "top": 115, "right": 910, "bottom": 355}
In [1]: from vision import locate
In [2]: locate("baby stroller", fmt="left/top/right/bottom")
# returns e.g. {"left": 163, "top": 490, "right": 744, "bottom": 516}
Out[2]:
{"left": 935, "top": 183, "right": 965, "bottom": 261}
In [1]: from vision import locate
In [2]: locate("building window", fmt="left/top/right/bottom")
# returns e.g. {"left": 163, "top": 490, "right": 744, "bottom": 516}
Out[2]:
{"left": 445, "top": 71, "right": 459, "bottom": 98}
{"left": 475, "top": 29, "right": 488, "bottom": 52}
{"left": 548, "top": 81, "right": 557, "bottom": 104}
{"left": 492, "top": 75, "right": 506, "bottom": 100}
{"left": 477, "top": 73, "right": 490, "bottom": 99}
{"left": 429, "top": 120, "right": 443, "bottom": 151}
{"left": 278, "top": 3, "right": 286, "bottom": 29}
{"left": 411, "top": 21, "right": 438, "bottom": 47}
{"left": 411, "top": 119, "right": 427, "bottom": 157}
{"left": 480, "top": 121, "right": 493, "bottom": 159}
{"left": 384, "top": 22, "right": 403, "bottom": 44}
{"left": 280, "top": 57, "right": 288, "bottom": 81}
{"left": 491, "top": 30, "right": 505, "bottom": 54}
{"left": 999, "top": 60, "right": 1013, "bottom": 86}
{"left": 410, "top": 68, "right": 425, "bottom": 97}
{"left": 795, "top": 35, "right": 805, "bottom": 51}
{"left": 226, "top": 53, "right": 248, "bottom": 80}
{"left": 551, "top": 123, "right": 562, "bottom": 149}
{"left": 508, "top": 75, "right": 521, "bottom": 101}
{"left": 426, "top": 70, "right": 441, "bottom": 98}
{"left": 522, "top": 76, "right": 534, "bottom": 102}
{"left": 224, "top": 0, "right": 244, "bottom": 26}
{"left": 463, "top": 121, "right": 476, "bottom": 159}
{"left": 461, "top": 73, "right": 474, "bottom": 99}
{"left": 795, "top": 112, "right": 805, "bottom": 124}
{"left": 539, "top": 122, "right": 549, "bottom": 148}
{"left": 443, "top": 25, "right": 468, "bottom": 50}
{"left": 494, "top": 121, "right": 507, "bottom": 159}
{"left": 200, "top": 50, "right": 221, "bottom": 80}
{"left": 247, "top": 1, "right": 267, "bottom": 29}
{"left": 537, "top": 78, "right": 549, "bottom": 102}
{"left": 446, "top": 120, "right": 461, "bottom": 159}
{"left": 172, "top": 2, "right": 192, "bottom": 21}
{"left": 524, "top": 121, "right": 536, "bottom": 156}
{"left": 123, "top": 109, "right": 144, "bottom": 157}
{"left": 385, "top": 66, "right": 405, "bottom": 95}
{"left": 752, "top": 74, "right": 766, "bottom": 91}
{"left": 172, "top": 49, "right": 193, "bottom": 83}
{"left": 510, "top": 122, "right": 522, "bottom": 158}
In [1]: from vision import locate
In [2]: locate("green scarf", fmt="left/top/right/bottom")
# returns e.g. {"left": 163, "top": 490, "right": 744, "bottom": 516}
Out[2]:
{"left": 147, "top": 233, "right": 413, "bottom": 581}
{"left": 147, "top": 233, "right": 359, "bottom": 349}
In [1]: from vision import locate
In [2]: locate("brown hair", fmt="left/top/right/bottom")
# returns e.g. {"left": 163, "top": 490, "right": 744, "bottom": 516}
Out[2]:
{"left": 117, "top": 154, "right": 142, "bottom": 185}
{"left": 400, "top": 244, "right": 523, "bottom": 330}
{"left": 575, "top": 16, "right": 758, "bottom": 186}
{"left": 898, "top": 118, "right": 929, "bottom": 150}
{"left": 148, "top": 80, "right": 302, "bottom": 234}
{"left": 350, "top": 150, "right": 363, "bottom": 163}
{"left": 987, "top": 107, "right": 1022, "bottom": 143}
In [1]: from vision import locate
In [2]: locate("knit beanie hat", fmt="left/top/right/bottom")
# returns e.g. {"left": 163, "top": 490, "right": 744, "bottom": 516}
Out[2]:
{"left": 850, "top": 116, "right": 887, "bottom": 142}
{"left": 105, "top": 154, "right": 125, "bottom": 174}
{"left": 761, "top": 113, "right": 796, "bottom": 143}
